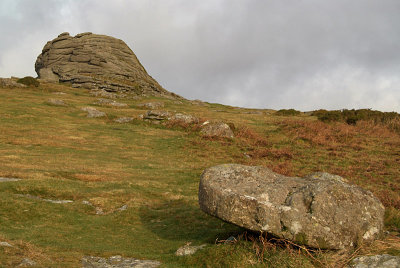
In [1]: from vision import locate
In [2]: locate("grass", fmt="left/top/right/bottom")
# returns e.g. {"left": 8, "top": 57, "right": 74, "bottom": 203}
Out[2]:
{"left": 0, "top": 82, "right": 399, "bottom": 267}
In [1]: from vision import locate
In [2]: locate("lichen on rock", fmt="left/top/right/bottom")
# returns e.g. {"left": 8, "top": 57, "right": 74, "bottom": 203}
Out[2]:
{"left": 198, "top": 164, "right": 385, "bottom": 250}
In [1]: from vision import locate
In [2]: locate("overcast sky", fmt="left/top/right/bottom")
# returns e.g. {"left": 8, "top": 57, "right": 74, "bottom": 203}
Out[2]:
{"left": 1, "top": 0, "right": 399, "bottom": 112}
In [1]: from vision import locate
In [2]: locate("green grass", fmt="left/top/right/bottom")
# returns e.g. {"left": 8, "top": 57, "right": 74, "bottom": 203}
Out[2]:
{"left": 0, "top": 82, "right": 399, "bottom": 267}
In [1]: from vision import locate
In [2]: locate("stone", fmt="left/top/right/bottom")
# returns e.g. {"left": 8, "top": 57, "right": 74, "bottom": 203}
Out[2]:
{"left": 47, "top": 98, "right": 67, "bottom": 106}
{"left": 17, "top": 258, "right": 36, "bottom": 267}
{"left": 170, "top": 113, "right": 199, "bottom": 124}
{"left": 175, "top": 243, "right": 206, "bottom": 256}
{"left": 349, "top": 254, "right": 400, "bottom": 268}
{"left": 0, "top": 241, "right": 13, "bottom": 247}
{"left": 0, "top": 177, "right": 21, "bottom": 182}
{"left": 82, "top": 255, "right": 161, "bottom": 268}
{"left": 0, "top": 78, "right": 27, "bottom": 88}
{"left": 17, "top": 194, "right": 73, "bottom": 204}
{"left": 35, "top": 32, "right": 181, "bottom": 99}
{"left": 143, "top": 110, "right": 171, "bottom": 121}
{"left": 198, "top": 164, "right": 385, "bottom": 250}
{"left": 94, "top": 98, "right": 128, "bottom": 107}
{"left": 81, "top": 107, "right": 106, "bottom": 118}
{"left": 190, "top": 99, "right": 209, "bottom": 106}
{"left": 137, "top": 102, "right": 164, "bottom": 109}
{"left": 118, "top": 205, "right": 128, "bottom": 211}
{"left": 200, "top": 121, "right": 234, "bottom": 138}
{"left": 90, "top": 89, "right": 118, "bottom": 99}
{"left": 114, "top": 117, "right": 134, "bottom": 123}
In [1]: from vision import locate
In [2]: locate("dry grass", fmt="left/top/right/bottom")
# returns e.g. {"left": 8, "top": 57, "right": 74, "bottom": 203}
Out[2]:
{"left": 0, "top": 83, "right": 399, "bottom": 267}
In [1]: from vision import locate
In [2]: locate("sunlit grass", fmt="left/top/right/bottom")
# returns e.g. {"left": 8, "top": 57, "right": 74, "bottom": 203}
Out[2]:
{"left": 0, "top": 82, "right": 399, "bottom": 267}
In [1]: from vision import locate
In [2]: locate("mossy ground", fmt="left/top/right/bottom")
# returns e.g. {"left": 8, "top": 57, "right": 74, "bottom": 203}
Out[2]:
{"left": 0, "top": 82, "right": 399, "bottom": 267}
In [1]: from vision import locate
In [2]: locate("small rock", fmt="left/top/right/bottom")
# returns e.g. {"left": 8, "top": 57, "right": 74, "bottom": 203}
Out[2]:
{"left": 0, "top": 78, "right": 27, "bottom": 88}
{"left": 114, "top": 117, "right": 133, "bottom": 123}
{"left": 190, "top": 99, "right": 209, "bottom": 106}
{"left": 118, "top": 205, "right": 128, "bottom": 211}
{"left": 52, "top": 91, "right": 66, "bottom": 95}
{"left": 17, "top": 194, "right": 73, "bottom": 204}
{"left": 82, "top": 200, "right": 93, "bottom": 206}
{"left": 94, "top": 98, "right": 128, "bottom": 107}
{"left": 175, "top": 243, "right": 206, "bottom": 256}
{"left": 82, "top": 255, "right": 161, "bottom": 268}
{"left": 349, "top": 254, "right": 400, "bottom": 268}
{"left": 0, "top": 177, "right": 21, "bottom": 182}
{"left": 142, "top": 110, "right": 171, "bottom": 121}
{"left": 47, "top": 98, "right": 67, "bottom": 106}
{"left": 170, "top": 113, "right": 199, "bottom": 124}
{"left": 138, "top": 102, "right": 164, "bottom": 110}
{"left": 17, "top": 258, "right": 36, "bottom": 267}
{"left": 0, "top": 241, "right": 13, "bottom": 247}
{"left": 81, "top": 107, "right": 106, "bottom": 118}
{"left": 95, "top": 207, "right": 104, "bottom": 215}
{"left": 90, "top": 90, "right": 118, "bottom": 99}
{"left": 200, "top": 122, "right": 234, "bottom": 138}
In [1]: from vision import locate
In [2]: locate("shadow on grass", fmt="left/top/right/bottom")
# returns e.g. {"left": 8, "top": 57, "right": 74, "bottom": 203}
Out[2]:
{"left": 139, "top": 198, "right": 244, "bottom": 243}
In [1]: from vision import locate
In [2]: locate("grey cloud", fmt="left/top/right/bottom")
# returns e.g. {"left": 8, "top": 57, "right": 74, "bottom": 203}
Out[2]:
{"left": 0, "top": 0, "right": 399, "bottom": 112}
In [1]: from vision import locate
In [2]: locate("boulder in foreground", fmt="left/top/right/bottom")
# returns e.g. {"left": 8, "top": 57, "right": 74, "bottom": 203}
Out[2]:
{"left": 199, "top": 164, "right": 385, "bottom": 249}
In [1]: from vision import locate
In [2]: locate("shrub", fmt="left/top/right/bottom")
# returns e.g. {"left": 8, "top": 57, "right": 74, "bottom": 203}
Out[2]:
{"left": 312, "top": 109, "right": 400, "bottom": 127}
{"left": 275, "top": 109, "right": 301, "bottom": 116}
{"left": 17, "top": 76, "right": 40, "bottom": 87}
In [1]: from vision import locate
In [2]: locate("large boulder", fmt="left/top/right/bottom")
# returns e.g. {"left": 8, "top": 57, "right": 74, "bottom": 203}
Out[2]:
{"left": 198, "top": 164, "right": 385, "bottom": 249}
{"left": 35, "top": 32, "right": 180, "bottom": 99}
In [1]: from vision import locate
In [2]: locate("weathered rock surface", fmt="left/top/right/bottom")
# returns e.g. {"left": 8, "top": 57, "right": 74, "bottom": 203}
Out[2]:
{"left": 170, "top": 113, "right": 199, "bottom": 124}
{"left": 175, "top": 244, "right": 206, "bottom": 256}
{"left": 82, "top": 255, "right": 160, "bottom": 268}
{"left": 114, "top": 117, "right": 134, "bottom": 123}
{"left": 0, "top": 241, "right": 13, "bottom": 247}
{"left": 0, "top": 177, "right": 21, "bottom": 182}
{"left": 0, "top": 78, "right": 27, "bottom": 88}
{"left": 81, "top": 107, "right": 106, "bottom": 118}
{"left": 17, "top": 194, "right": 73, "bottom": 204}
{"left": 200, "top": 121, "right": 234, "bottom": 138}
{"left": 94, "top": 98, "right": 128, "bottom": 107}
{"left": 142, "top": 110, "right": 171, "bottom": 121}
{"left": 47, "top": 98, "right": 67, "bottom": 106}
{"left": 17, "top": 258, "right": 36, "bottom": 267}
{"left": 137, "top": 102, "right": 164, "bottom": 110}
{"left": 349, "top": 254, "right": 400, "bottom": 268}
{"left": 35, "top": 32, "right": 180, "bottom": 99}
{"left": 199, "top": 164, "right": 385, "bottom": 249}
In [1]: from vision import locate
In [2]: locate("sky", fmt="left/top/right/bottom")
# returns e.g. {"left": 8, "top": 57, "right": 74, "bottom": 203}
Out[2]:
{"left": 0, "top": 0, "right": 399, "bottom": 112}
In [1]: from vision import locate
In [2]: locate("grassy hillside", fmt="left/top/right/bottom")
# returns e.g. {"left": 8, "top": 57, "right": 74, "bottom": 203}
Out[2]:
{"left": 0, "top": 81, "right": 399, "bottom": 267}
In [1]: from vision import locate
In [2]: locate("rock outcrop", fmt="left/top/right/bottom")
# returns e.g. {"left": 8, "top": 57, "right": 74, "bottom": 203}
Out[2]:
{"left": 35, "top": 32, "right": 180, "bottom": 98}
{"left": 0, "top": 78, "right": 27, "bottom": 88}
{"left": 349, "top": 254, "right": 400, "bottom": 268}
{"left": 200, "top": 121, "right": 234, "bottom": 138}
{"left": 81, "top": 107, "right": 106, "bottom": 118}
{"left": 198, "top": 164, "right": 385, "bottom": 250}
{"left": 82, "top": 255, "right": 160, "bottom": 268}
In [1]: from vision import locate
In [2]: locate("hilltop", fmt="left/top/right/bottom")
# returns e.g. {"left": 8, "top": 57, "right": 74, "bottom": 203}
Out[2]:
{"left": 0, "top": 32, "right": 399, "bottom": 267}
{"left": 0, "top": 78, "right": 399, "bottom": 267}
